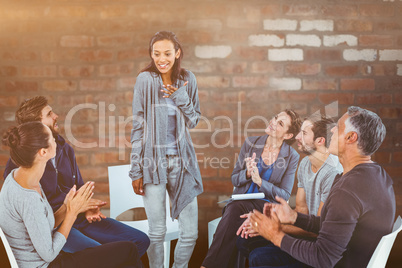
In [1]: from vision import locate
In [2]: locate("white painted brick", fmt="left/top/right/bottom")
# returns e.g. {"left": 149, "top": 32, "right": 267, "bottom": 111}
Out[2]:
{"left": 263, "top": 19, "right": 298, "bottom": 31}
{"left": 300, "top": 20, "right": 334, "bottom": 32}
{"left": 186, "top": 19, "right": 222, "bottom": 30}
{"left": 323, "top": 35, "right": 358, "bottom": 47}
{"left": 397, "top": 64, "right": 402, "bottom": 76}
{"left": 248, "top": 34, "right": 284, "bottom": 47}
{"left": 195, "top": 45, "right": 232, "bottom": 59}
{"left": 270, "top": 77, "right": 302, "bottom": 90}
{"left": 379, "top": 50, "right": 402, "bottom": 61}
{"left": 286, "top": 34, "right": 321, "bottom": 47}
{"left": 268, "top": 49, "right": 303, "bottom": 61}
{"left": 343, "top": 49, "right": 377, "bottom": 61}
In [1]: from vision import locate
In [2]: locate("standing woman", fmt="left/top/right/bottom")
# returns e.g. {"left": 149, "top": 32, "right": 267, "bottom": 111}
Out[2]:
{"left": 130, "top": 31, "right": 203, "bottom": 268}
{"left": 0, "top": 122, "right": 142, "bottom": 268}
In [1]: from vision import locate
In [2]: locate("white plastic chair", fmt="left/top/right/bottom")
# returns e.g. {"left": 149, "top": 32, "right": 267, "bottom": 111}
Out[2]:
{"left": 208, "top": 217, "right": 222, "bottom": 248}
{"left": 108, "top": 164, "right": 179, "bottom": 268}
{"left": 0, "top": 226, "right": 19, "bottom": 268}
{"left": 367, "top": 215, "right": 402, "bottom": 268}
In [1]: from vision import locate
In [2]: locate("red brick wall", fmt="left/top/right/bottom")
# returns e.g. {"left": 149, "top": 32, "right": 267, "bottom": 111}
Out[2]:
{"left": 1, "top": 0, "right": 402, "bottom": 266}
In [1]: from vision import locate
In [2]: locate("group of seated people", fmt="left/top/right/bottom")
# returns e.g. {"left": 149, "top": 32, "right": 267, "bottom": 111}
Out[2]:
{"left": 0, "top": 96, "right": 396, "bottom": 268}
{"left": 202, "top": 106, "right": 395, "bottom": 268}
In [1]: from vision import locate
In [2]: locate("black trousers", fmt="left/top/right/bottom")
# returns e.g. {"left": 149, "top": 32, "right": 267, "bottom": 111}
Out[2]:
{"left": 202, "top": 199, "right": 266, "bottom": 268}
{"left": 49, "top": 241, "right": 143, "bottom": 268}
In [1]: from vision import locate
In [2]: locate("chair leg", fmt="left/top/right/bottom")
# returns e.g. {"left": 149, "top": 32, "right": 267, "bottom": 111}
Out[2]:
{"left": 164, "top": 240, "right": 171, "bottom": 268}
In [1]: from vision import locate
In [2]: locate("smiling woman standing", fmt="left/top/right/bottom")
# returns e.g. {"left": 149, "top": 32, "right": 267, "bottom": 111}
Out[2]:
{"left": 129, "top": 31, "right": 203, "bottom": 268}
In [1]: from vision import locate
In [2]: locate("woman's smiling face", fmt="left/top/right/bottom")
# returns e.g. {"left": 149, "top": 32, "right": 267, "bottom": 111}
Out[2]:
{"left": 151, "top": 39, "right": 180, "bottom": 76}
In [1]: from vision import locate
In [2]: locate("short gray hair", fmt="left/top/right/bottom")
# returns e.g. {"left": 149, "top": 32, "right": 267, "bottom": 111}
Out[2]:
{"left": 344, "top": 106, "right": 386, "bottom": 156}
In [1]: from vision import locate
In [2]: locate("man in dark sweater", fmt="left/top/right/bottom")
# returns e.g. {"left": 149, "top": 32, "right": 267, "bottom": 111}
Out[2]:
{"left": 4, "top": 96, "right": 150, "bottom": 257}
{"left": 248, "top": 106, "right": 396, "bottom": 267}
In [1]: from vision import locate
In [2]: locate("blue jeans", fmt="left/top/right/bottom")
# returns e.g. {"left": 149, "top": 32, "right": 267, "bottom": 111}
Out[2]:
{"left": 237, "top": 236, "right": 309, "bottom": 268}
{"left": 62, "top": 217, "right": 150, "bottom": 257}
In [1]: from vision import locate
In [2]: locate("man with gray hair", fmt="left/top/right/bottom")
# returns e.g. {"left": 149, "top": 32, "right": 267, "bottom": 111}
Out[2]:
{"left": 248, "top": 106, "right": 396, "bottom": 267}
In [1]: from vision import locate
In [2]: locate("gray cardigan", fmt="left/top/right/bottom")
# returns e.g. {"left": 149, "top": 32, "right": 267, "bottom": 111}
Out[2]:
{"left": 231, "top": 135, "right": 299, "bottom": 201}
{"left": 129, "top": 70, "right": 203, "bottom": 218}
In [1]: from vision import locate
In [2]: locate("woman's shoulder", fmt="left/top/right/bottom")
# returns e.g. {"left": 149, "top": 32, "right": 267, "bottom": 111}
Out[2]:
{"left": 282, "top": 142, "right": 299, "bottom": 159}
{"left": 185, "top": 69, "right": 194, "bottom": 78}
{"left": 179, "top": 69, "right": 194, "bottom": 82}
{"left": 135, "top": 72, "right": 159, "bottom": 91}
{"left": 137, "top": 71, "right": 155, "bottom": 80}
{"left": 2, "top": 175, "right": 43, "bottom": 209}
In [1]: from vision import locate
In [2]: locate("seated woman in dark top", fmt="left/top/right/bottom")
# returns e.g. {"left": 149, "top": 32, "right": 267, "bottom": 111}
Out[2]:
{"left": 0, "top": 121, "right": 142, "bottom": 268}
{"left": 202, "top": 109, "right": 302, "bottom": 268}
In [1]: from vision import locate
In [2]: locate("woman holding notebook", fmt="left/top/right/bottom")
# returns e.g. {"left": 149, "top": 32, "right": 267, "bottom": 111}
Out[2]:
{"left": 202, "top": 109, "right": 302, "bottom": 268}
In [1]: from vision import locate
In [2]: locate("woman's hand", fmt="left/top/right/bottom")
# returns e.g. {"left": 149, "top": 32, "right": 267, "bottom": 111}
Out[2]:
{"left": 63, "top": 186, "right": 76, "bottom": 206}
{"left": 245, "top": 152, "right": 257, "bottom": 178}
{"left": 66, "top": 182, "right": 95, "bottom": 216}
{"left": 251, "top": 168, "right": 262, "bottom": 187}
{"left": 132, "top": 178, "right": 144, "bottom": 196}
{"left": 236, "top": 213, "right": 260, "bottom": 239}
{"left": 161, "top": 81, "right": 188, "bottom": 98}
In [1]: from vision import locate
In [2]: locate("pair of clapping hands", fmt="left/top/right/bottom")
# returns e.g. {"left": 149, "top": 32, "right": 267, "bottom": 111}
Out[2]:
{"left": 236, "top": 196, "right": 298, "bottom": 245}
{"left": 64, "top": 182, "right": 107, "bottom": 223}
{"left": 245, "top": 152, "right": 262, "bottom": 187}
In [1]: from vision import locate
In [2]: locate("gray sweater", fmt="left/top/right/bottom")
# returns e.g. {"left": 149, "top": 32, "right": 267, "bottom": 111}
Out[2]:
{"left": 0, "top": 170, "right": 66, "bottom": 268}
{"left": 129, "top": 70, "right": 203, "bottom": 219}
{"left": 281, "top": 163, "right": 395, "bottom": 267}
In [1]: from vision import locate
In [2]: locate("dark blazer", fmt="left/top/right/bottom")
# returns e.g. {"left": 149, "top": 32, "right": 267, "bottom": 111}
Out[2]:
{"left": 231, "top": 135, "right": 300, "bottom": 201}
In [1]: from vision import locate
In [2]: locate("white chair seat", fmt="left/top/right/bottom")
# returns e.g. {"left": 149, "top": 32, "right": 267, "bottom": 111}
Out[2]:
{"left": 108, "top": 164, "right": 179, "bottom": 268}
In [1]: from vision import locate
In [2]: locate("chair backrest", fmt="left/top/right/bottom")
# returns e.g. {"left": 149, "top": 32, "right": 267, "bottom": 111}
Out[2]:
{"left": 367, "top": 215, "right": 402, "bottom": 268}
{"left": 0, "top": 226, "right": 18, "bottom": 268}
{"left": 108, "top": 164, "right": 171, "bottom": 219}
{"left": 108, "top": 164, "right": 144, "bottom": 219}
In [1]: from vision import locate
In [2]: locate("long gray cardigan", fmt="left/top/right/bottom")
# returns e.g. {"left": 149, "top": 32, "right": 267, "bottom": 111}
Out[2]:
{"left": 232, "top": 135, "right": 299, "bottom": 201}
{"left": 129, "top": 70, "right": 203, "bottom": 219}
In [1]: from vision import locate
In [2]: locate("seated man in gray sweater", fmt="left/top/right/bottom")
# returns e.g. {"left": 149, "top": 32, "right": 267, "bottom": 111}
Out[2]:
{"left": 248, "top": 106, "right": 396, "bottom": 268}
{"left": 237, "top": 115, "right": 342, "bottom": 266}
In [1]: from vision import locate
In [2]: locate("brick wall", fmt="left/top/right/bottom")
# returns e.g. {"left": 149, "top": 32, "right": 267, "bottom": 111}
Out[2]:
{"left": 0, "top": 0, "right": 401, "bottom": 266}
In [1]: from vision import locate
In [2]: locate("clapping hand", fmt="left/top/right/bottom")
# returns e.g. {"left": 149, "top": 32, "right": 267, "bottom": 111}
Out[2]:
{"left": 265, "top": 196, "right": 298, "bottom": 225}
{"left": 245, "top": 152, "right": 257, "bottom": 178}
{"left": 65, "top": 182, "right": 96, "bottom": 216}
{"left": 249, "top": 208, "right": 282, "bottom": 244}
{"left": 236, "top": 213, "right": 260, "bottom": 239}
{"left": 85, "top": 199, "right": 107, "bottom": 223}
